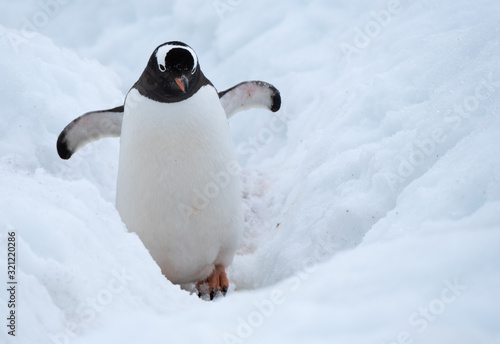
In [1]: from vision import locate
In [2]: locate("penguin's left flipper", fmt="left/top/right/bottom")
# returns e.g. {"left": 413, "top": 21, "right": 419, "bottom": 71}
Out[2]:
{"left": 57, "top": 105, "right": 124, "bottom": 160}
{"left": 218, "top": 81, "right": 281, "bottom": 119}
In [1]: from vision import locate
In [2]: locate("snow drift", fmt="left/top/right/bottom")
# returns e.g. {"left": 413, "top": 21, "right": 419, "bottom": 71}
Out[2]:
{"left": 1, "top": 0, "right": 499, "bottom": 343}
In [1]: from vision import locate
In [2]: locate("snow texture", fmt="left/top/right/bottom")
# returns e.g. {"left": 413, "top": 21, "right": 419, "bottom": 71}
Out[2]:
{"left": 1, "top": 0, "right": 499, "bottom": 343}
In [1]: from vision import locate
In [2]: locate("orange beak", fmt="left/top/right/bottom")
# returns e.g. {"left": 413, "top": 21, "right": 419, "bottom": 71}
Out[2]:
{"left": 174, "top": 75, "right": 189, "bottom": 93}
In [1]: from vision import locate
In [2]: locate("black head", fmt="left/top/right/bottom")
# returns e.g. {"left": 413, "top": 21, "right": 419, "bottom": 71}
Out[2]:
{"left": 133, "top": 41, "right": 211, "bottom": 103}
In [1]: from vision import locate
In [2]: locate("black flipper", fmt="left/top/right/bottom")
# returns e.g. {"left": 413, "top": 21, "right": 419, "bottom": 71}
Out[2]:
{"left": 218, "top": 81, "right": 281, "bottom": 119}
{"left": 56, "top": 106, "right": 123, "bottom": 159}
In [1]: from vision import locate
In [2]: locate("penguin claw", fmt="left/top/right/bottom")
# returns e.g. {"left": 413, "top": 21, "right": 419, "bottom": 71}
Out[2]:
{"left": 196, "top": 264, "right": 229, "bottom": 301}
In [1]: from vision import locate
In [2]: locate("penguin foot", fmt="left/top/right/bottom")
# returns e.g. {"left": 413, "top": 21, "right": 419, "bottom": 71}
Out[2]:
{"left": 196, "top": 265, "right": 229, "bottom": 301}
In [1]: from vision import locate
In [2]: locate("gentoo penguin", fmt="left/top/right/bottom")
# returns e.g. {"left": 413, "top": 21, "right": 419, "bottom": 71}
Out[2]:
{"left": 57, "top": 41, "right": 281, "bottom": 299}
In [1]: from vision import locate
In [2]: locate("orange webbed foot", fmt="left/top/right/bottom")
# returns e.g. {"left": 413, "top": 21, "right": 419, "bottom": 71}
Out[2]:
{"left": 196, "top": 265, "right": 229, "bottom": 300}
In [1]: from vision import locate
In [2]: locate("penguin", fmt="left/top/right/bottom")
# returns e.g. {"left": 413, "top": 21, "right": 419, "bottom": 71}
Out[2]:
{"left": 57, "top": 41, "right": 281, "bottom": 300}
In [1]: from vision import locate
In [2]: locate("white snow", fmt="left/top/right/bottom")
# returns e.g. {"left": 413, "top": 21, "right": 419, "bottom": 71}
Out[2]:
{"left": 1, "top": 0, "right": 500, "bottom": 343}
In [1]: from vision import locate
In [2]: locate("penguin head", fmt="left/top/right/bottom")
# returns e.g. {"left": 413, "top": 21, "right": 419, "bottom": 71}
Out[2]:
{"left": 134, "top": 41, "right": 211, "bottom": 103}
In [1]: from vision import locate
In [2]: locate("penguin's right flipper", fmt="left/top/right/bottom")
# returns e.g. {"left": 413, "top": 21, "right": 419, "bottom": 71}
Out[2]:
{"left": 218, "top": 81, "right": 281, "bottom": 119}
{"left": 57, "top": 105, "right": 124, "bottom": 160}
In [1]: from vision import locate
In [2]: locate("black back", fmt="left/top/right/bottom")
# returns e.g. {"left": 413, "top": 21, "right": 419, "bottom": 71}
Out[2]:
{"left": 133, "top": 41, "right": 212, "bottom": 103}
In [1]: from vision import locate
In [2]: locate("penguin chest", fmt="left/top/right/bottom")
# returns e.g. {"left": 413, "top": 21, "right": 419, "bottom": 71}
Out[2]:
{"left": 116, "top": 87, "right": 243, "bottom": 284}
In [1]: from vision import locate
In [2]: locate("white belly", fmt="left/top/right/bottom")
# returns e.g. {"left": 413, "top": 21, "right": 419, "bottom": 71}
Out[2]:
{"left": 116, "top": 87, "right": 243, "bottom": 284}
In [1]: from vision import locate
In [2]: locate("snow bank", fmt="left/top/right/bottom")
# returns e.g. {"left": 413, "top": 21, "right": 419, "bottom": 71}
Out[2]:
{"left": 1, "top": 0, "right": 499, "bottom": 343}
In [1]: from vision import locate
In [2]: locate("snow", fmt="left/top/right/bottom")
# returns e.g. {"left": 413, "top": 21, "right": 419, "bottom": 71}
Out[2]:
{"left": 1, "top": 0, "right": 500, "bottom": 343}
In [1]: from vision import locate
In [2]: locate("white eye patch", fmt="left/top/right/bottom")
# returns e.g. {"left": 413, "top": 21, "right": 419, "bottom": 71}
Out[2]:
{"left": 156, "top": 44, "right": 198, "bottom": 73}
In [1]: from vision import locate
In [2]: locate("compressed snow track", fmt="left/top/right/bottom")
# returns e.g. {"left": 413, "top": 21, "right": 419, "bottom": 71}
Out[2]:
{"left": 1, "top": 1, "right": 500, "bottom": 343}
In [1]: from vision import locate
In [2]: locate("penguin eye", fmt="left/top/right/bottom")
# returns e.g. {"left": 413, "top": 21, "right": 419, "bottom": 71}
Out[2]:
{"left": 191, "top": 65, "right": 197, "bottom": 74}
{"left": 158, "top": 64, "right": 166, "bottom": 72}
